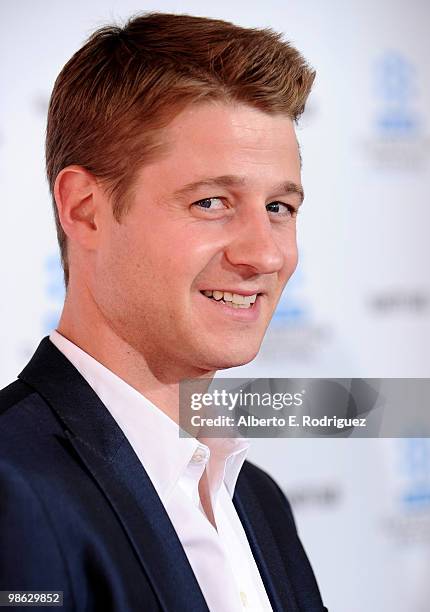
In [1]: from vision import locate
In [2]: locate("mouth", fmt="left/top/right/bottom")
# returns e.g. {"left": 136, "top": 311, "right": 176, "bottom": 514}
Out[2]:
{"left": 199, "top": 289, "right": 261, "bottom": 310}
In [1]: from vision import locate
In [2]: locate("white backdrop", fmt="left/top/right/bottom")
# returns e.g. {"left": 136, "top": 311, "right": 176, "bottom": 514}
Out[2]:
{"left": 1, "top": 1, "right": 430, "bottom": 611}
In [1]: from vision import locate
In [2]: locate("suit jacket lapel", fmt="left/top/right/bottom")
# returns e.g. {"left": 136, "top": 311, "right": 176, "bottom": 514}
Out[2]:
{"left": 19, "top": 337, "right": 209, "bottom": 612}
{"left": 234, "top": 474, "right": 300, "bottom": 612}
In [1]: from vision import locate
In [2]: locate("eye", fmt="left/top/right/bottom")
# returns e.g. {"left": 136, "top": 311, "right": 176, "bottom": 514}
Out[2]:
{"left": 192, "top": 197, "right": 226, "bottom": 210}
{"left": 266, "top": 202, "right": 297, "bottom": 218}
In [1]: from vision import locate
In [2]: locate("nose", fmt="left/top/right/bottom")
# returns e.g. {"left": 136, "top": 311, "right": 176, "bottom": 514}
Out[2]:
{"left": 224, "top": 209, "right": 287, "bottom": 274}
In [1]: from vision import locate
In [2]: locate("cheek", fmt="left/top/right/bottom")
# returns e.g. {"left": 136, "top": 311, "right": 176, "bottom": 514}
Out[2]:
{"left": 125, "top": 228, "right": 207, "bottom": 299}
{"left": 164, "top": 229, "right": 220, "bottom": 279}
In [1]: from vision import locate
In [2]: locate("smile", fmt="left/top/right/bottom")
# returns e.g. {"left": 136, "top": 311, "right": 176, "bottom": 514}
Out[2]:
{"left": 200, "top": 290, "right": 259, "bottom": 309}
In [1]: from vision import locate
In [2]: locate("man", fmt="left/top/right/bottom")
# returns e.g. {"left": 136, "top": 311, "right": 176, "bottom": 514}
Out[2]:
{"left": 0, "top": 12, "right": 327, "bottom": 612}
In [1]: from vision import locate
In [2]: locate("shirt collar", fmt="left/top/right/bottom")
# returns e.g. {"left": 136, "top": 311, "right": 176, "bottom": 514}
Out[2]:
{"left": 49, "top": 330, "right": 249, "bottom": 505}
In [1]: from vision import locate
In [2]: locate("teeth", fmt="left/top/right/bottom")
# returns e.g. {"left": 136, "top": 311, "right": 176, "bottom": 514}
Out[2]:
{"left": 223, "top": 301, "right": 251, "bottom": 309}
{"left": 232, "top": 293, "right": 246, "bottom": 304}
{"left": 201, "top": 289, "right": 258, "bottom": 308}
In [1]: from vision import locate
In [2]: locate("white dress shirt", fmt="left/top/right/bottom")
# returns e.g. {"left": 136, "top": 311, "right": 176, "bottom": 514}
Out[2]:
{"left": 50, "top": 330, "right": 273, "bottom": 612}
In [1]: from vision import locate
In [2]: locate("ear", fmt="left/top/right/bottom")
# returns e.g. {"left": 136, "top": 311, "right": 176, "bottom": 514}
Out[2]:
{"left": 54, "top": 165, "right": 102, "bottom": 251}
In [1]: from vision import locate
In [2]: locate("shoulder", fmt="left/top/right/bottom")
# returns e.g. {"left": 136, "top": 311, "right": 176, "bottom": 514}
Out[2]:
{"left": 237, "top": 459, "right": 297, "bottom": 528}
{"left": 0, "top": 378, "right": 54, "bottom": 439}
{"left": 240, "top": 459, "right": 286, "bottom": 489}
{"left": 0, "top": 379, "right": 36, "bottom": 417}
{"left": 0, "top": 385, "right": 75, "bottom": 604}
{"left": 0, "top": 378, "right": 66, "bottom": 479}
{"left": 0, "top": 379, "right": 44, "bottom": 445}
{"left": 239, "top": 460, "right": 291, "bottom": 500}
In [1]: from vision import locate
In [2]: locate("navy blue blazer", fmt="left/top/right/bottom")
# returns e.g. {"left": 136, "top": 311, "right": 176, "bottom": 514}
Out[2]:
{"left": 0, "top": 338, "right": 327, "bottom": 611}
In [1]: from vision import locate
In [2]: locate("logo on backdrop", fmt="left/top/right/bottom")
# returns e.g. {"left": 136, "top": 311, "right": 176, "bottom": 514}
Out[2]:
{"left": 401, "top": 438, "right": 430, "bottom": 509}
{"left": 368, "top": 289, "right": 430, "bottom": 316}
{"left": 264, "top": 261, "right": 332, "bottom": 362}
{"left": 364, "top": 51, "right": 430, "bottom": 170}
{"left": 273, "top": 264, "right": 309, "bottom": 325}
{"left": 375, "top": 52, "right": 420, "bottom": 136}
{"left": 382, "top": 438, "right": 430, "bottom": 547}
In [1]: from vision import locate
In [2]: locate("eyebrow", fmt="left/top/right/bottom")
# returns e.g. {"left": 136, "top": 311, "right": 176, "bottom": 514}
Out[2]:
{"left": 172, "top": 175, "right": 305, "bottom": 205}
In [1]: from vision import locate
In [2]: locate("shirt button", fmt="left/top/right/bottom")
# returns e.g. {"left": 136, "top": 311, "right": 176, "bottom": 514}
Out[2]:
{"left": 191, "top": 447, "right": 208, "bottom": 464}
{"left": 240, "top": 591, "right": 248, "bottom": 607}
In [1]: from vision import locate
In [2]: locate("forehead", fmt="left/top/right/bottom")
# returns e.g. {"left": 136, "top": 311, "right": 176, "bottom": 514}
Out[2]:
{"left": 137, "top": 101, "right": 301, "bottom": 192}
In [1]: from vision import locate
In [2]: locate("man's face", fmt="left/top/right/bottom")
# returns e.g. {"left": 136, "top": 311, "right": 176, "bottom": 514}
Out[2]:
{"left": 92, "top": 102, "right": 302, "bottom": 376}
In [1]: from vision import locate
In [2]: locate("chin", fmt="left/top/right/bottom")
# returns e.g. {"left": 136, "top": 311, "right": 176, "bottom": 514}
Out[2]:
{"left": 203, "top": 345, "right": 260, "bottom": 372}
